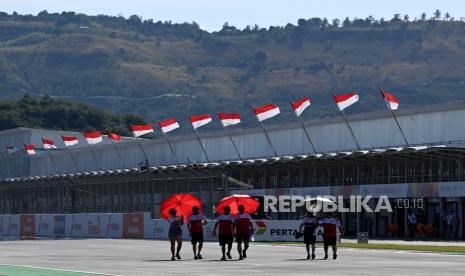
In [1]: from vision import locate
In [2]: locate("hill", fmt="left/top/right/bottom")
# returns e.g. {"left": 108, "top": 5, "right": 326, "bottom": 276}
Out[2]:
{"left": 1, "top": 10, "right": 465, "bottom": 131}
{"left": 0, "top": 95, "right": 146, "bottom": 135}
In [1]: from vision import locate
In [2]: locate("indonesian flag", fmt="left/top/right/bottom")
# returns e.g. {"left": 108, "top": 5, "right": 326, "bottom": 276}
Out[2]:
{"left": 333, "top": 92, "right": 359, "bottom": 111}
{"left": 108, "top": 132, "right": 121, "bottom": 141}
{"left": 218, "top": 113, "right": 241, "bottom": 127}
{"left": 5, "top": 145, "right": 18, "bottom": 154}
{"left": 62, "top": 135, "right": 79, "bottom": 147}
{"left": 24, "top": 144, "right": 36, "bottom": 155}
{"left": 291, "top": 97, "right": 311, "bottom": 117}
{"left": 83, "top": 131, "right": 103, "bottom": 144}
{"left": 381, "top": 91, "right": 399, "bottom": 110}
{"left": 189, "top": 114, "right": 212, "bottom": 129}
{"left": 159, "top": 118, "right": 180, "bottom": 134}
{"left": 131, "top": 124, "right": 154, "bottom": 137}
{"left": 253, "top": 104, "right": 280, "bottom": 122}
{"left": 41, "top": 138, "right": 57, "bottom": 149}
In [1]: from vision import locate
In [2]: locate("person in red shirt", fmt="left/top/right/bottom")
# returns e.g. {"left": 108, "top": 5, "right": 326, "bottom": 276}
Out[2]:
{"left": 187, "top": 206, "right": 207, "bottom": 260}
{"left": 213, "top": 206, "right": 234, "bottom": 261}
{"left": 320, "top": 212, "right": 343, "bottom": 260}
{"left": 235, "top": 205, "right": 254, "bottom": 260}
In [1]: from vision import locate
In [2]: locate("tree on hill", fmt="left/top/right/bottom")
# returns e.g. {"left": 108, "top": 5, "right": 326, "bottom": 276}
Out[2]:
{"left": 0, "top": 96, "right": 146, "bottom": 135}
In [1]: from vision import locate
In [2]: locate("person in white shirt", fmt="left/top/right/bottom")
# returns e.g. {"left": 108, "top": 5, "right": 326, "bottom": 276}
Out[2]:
{"left": 299, "top": 211, "right": 318, "bottom": 260}
{"left": 167, "top": 208, "right": 183, "bottom": 261}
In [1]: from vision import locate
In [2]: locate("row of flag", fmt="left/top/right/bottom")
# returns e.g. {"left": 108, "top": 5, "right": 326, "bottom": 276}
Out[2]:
{"left": 4, "top": 90, "right": 400, "bottom": 156}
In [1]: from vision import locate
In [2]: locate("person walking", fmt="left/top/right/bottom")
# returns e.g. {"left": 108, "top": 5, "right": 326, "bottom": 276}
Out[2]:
{"left": 187, "top": 206, "right": 207, "bottom": 259}
{"left": 407, "top": 211, "right": 417, "bottom": 239}
{"left": 235, "top": 205, "right": 254, "bottom": 260}
{"left": 213, "top": 206, "right": 235, "bottom": 261}
{"left": 167, "top": 208, "right": 184, "bottom": 261}
{"left": 299, "top": 211, "right": 318, "bottom": 260}
{"left": 321, "top": 212, "right": 342, "bottom": 260}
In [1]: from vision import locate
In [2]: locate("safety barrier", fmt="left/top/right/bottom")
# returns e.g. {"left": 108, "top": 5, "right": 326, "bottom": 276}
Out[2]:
{"left": 0, "top": 213, "right": 330, "bottom": 242}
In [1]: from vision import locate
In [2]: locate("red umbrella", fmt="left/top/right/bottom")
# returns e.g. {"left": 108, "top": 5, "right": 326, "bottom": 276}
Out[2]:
{"left": 160, "top": 194, "right": 202, "bottom": 222}
{"left": 215, "top": 194, "right": 260, "bottom": 215}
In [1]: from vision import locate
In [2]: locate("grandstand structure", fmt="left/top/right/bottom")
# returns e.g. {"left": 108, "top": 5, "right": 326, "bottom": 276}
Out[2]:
{"left": 1, "top": 102, "right": 465, "bottom": 239}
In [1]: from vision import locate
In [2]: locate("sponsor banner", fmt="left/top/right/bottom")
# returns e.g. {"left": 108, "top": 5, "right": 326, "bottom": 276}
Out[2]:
{"left": 0, "top": 215, "right": 8, "bottom": 239}
{"left": 289, "top": 187, "right": 331, "bottom": 197}
{"left": 438, "top": 182, "right": 465, "bottom": 197}
{"left": 54, "top": 215, "right": 66, "bottom": 236}
{"left": 409, "top": 182, "right": 438, "bottom": 198}
{"left": 6, "top": 215, "right": 20, "bottom": 237}
{"left": 359, "top": 184, "right": 408, "bottom": 198}
{"left": 144, "top": 217, "right": 335, "bottom": 243}
{"left": 105, "top": 213, "right": 123, "bottom": 239}
{"left": 123, "top": 213, "right": 144, "bottom": 239}
{"left": 67, "top": 213, "right": 104, "bottom": 238}
{"left": 232, "top": 189, "right": 275, "bottom": 197}
{"left": 35, "top": 214, "right": 54, "bottom": 237}
{"left": 20, "top": 214, "right": 35, "bottom": 239}
{"left": 252, "top": 220, "right": 328, "bottom": 242}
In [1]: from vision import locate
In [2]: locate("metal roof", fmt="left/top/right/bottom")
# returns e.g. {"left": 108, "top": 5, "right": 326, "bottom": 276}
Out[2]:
{"left": 2, "top": 143, "right": 463, "bottom": 184}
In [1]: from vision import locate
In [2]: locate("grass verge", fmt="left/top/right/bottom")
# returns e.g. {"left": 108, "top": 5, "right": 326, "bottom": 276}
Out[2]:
{"left": 255, "top": 241, "right": 465, "bottom": 254}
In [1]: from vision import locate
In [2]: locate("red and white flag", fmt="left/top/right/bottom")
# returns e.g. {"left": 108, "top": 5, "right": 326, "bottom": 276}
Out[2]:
{"left": 253, "top": 104, "right": 280, "bottom": 122}
{"left": 333, "top": 92, "right": 359, "bottom": 111}
{"left": 189, "top": 114, "right": 212, "bottom": 129}
{"left": 62, "top": 135, "right": 79, "bottom": 147}
{"left": 130, "top": 124, "right": 154, "bottom": 137}
{"left": 291, "top": 97, "right": 311, "bottom": 117}
{"left": 5, "top": 145, "right": 18, "bottom": 154}
{"left": 159, "top": 118, "right": 180, "bottom": 134}
{"left": 108, "top": 132, "right": 121, "bottom": 141}
{"left": 24, "top": 144, "right": 36, "bottom": 155}
{"left": 41, "top": 138, "right": 57, "bottom": 149}
{"left": 381, "top": 91, "right": 399, "bottom": 110}
{"left": 83, "top": 131, "right": 103, "bottom": 144}
{"left": 218, "top": 113, "right": 241, "bottom": 127}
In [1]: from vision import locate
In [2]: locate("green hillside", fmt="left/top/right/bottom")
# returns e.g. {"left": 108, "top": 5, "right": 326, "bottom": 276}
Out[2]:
{"left": 0, "top": 95, "right": 145, "bottom": 135}
{"left": 0, "top": 10, "right": 465, "bottom": 131}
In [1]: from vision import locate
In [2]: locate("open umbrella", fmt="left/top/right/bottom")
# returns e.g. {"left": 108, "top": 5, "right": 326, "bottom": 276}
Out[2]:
{"left": 160, "top": 193, "right": 202, "bottom": 222}
{"left": 215, "top": 194, "right": 260, "bottom": 215}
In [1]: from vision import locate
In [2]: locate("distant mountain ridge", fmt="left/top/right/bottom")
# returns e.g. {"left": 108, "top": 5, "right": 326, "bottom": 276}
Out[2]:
{"left": 1, "top": 10, "right": 465, "bottom": 131}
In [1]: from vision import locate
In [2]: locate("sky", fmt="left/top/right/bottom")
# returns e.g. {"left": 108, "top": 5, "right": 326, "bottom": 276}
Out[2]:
{"left": 2, "top": 0, "right": 464, "bottom": 31}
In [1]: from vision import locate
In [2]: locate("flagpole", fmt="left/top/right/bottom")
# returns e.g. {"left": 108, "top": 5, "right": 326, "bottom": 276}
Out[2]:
{"left": 87, "top": 144, "right": 102, "bottom": 170}
{"left": 258, "top": 120, "right": 278, "bottom": 157}
{"left": 136, "top": 138, "right": 150, "bottom": 167}
{"left": 0, "top": 153, "right": 7, "bottom": 177}
{"left": 193, "top": 129, "right": 210, "bottom": 162}
{"left": 380, "top": 88, "right": 409, "bottom": 146}
{"left": 252, "top": 105, "right": 278, "bottom": 157}
{"left": 222, "top": 125, "right": 242, "bottom": 160}
{"left": 67, "top": 147, "right": 81, "bottom": 173}
{"left": 162, "top": 132, "right": 180, "bottom": 165}
{"left": 291, "top": 102, "right": 317, "bottom": 153}
{"left": 45, "top": 148, "right": 59, "bottom": 175}
{"left": 28, "top": 155, "right": 35, "bottom": 176}
{"left": 110, "top": 139, "right": 126, "bottom": 168}
{"left": 7, "top": 151, "right": 20, "bottom": 176}
{"left": 340, "top": 110, "right": 361, "bottom": 151}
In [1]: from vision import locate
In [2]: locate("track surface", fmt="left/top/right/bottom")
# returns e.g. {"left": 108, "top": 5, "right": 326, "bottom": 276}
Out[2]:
{"left": 0, "top": 239, "right": 464, "bottom": 276}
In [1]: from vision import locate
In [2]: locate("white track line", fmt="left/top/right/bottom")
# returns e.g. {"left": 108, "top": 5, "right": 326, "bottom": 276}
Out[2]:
{"left": 0, "top": 264, "right": 122, "bottom": 276}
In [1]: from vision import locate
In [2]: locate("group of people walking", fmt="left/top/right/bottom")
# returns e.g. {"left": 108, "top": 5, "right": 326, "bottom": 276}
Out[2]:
{"left": 166, "top": 205, "right": 253, "bottom": 261}
{"left": 166, "top": 205, "right": 342, "bottom": 261}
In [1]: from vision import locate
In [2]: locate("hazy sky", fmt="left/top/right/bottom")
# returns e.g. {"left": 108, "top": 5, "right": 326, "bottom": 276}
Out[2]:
{"left": 2, "top": 0, "right": 464, "bottom": 31}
